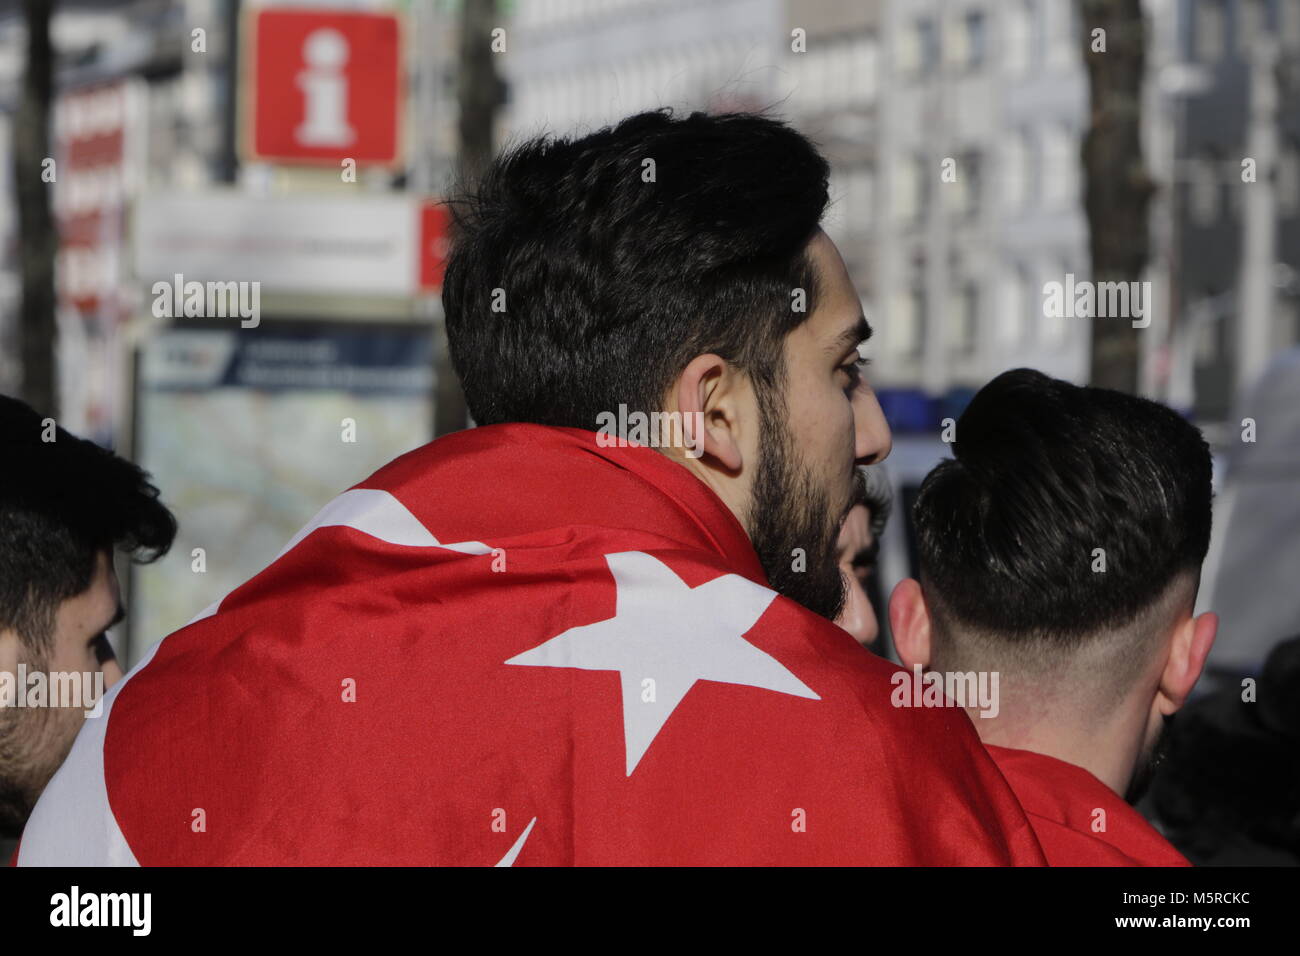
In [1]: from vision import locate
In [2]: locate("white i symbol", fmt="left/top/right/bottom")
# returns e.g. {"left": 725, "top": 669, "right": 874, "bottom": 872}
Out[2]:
{"left": 295, "top": 28, "right": 356, "bottom": 147}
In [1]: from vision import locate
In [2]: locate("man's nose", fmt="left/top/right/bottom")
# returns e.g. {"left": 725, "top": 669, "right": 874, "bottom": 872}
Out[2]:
{"left": 853, "top": 387, "right": 892, "bottom": 465}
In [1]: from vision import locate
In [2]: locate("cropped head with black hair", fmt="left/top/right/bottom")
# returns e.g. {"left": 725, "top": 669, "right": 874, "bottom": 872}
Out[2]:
{"left": 916, "top": 368, "right": 1211, "bottom": 650}
{"left": 890, "top": 369, "right": 1219, "bottom": 803}
{"left": 443, "top": 108, "right": 831, "bottom": 428}
{"left": 0, "top": 393, "right": 176, "bottom": 835}
{"left": 442, "top": 109, "right": 893, "bottom": 623}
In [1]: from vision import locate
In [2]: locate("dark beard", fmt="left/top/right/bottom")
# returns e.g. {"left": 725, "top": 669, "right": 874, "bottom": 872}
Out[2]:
{"left": 1124, "top": 714, "right": 1173, "bottom": 805}
{"left": 746, "top": 392, "right": 847, "bottom": 622}
{"left": 0, "top": 648, "right": 77, "bottom": 837}
{"left": 0, "top": 702, "right": 65, "bottom": 837}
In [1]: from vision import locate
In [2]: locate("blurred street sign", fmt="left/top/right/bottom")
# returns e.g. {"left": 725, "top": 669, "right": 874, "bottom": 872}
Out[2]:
{"left": 133, "top": 191, "right": 446, "bottom": 298}
{"left": 132, "top": 325, "right": 434, "bottom": 663}
{"left": 51, "top": 78, "right": 148, "bottom": 445}
{"left": 53, "top": 78, "right": 145, "bottom": 318}
{"left": 246, "top": 7, "right": 403, "bottom": 166}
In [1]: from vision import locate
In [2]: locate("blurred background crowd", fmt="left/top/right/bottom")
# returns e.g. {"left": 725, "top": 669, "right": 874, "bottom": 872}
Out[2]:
{"left": 0, "top": 0, "right": 1297, "bottom": 863}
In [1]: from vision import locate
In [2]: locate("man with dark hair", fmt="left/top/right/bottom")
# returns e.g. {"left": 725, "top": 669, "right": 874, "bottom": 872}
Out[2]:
{"left": 891, "top": 368, "right": 1217, "bottom": 865}
{"left": 22, "top": 111, "right": 1045, "bottom": 865}
{"left": 0, "top": 395, "right": 176, "bottom": 861}
{"left": 443, "top": 109, "right": 873, "bottom": 621}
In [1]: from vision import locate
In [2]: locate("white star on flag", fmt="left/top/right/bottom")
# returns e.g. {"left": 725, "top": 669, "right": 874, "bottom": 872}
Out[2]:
{"left": 505, "top": 550, "right": 820, "bottom": 775}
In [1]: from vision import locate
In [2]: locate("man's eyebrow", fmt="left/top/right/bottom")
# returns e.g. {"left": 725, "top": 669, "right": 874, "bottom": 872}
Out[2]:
{"left": 828, "top": 314, "right": 873, "bottom": 356}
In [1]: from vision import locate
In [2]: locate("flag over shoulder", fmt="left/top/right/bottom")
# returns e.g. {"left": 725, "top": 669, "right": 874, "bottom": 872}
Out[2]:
{"left": 986, "top": 745, "right": 1190, "bottom": 866}
{"left": 20, "top": 424, "right": 1046, "bottom": 866}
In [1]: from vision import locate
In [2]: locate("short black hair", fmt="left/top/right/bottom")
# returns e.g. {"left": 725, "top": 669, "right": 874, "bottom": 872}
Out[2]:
{"left": 442, "top": 109, "right": 831, "bottom": 428}
{"left": 914, "top": 369, "right": 1213, "bottom": 645}
{"left": 0, "top": 395, "right": 177, "bottom": 653}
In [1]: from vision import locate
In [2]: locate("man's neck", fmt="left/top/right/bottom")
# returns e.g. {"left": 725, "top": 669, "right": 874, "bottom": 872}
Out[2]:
{"left": 956, "top": 674, "right": 1144, "bottom": 797}
{"left": 659, "top": 446, "right": 752, "bottom": 541}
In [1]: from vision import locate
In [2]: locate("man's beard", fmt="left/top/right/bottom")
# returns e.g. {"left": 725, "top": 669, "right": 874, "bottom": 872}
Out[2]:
{"left": 1124, "top": 714, "right": 1173, "bottom": 805}
{"left": 747, "top": 391, "right": 848, "bottom": 623}
{"left": 0, "top": 653, "right": 82, "bottom": 837}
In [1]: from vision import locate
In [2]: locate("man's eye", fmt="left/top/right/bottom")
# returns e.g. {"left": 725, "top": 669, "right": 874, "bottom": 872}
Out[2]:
{"left": 840, "top": 357, "right": 868, "bottom": 391}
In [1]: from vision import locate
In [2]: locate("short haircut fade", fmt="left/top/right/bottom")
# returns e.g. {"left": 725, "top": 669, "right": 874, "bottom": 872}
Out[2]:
{"left": 913, "top": 369, "right": 1213, "bottom": 645}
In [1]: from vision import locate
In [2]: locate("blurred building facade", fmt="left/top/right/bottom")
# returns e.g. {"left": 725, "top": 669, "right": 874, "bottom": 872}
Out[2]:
{"left": 1170, "top": 0, "right": 1300, "bottom": 421}
{"left": 2, "top": 0, "right": 1297, "bottom": 430}
{"left": 500, "top": 0, "right": 1093, "bottom": 430}
{"left": 499, "top": 0, "right": 1300, "bottom": 430}
{"left": 873, "top": 0, "right": 1090, "bottom": 428}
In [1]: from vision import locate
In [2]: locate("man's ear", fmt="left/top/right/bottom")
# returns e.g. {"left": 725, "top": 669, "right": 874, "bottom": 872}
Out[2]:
{"left": 1155, "top": 611, "right": 1218, "bottom": 716}
{"left": 889, "top": 578, "right": 932, "bottom": 671}
{"left": 673, "top": 353, "right": 746, "bottom": 472}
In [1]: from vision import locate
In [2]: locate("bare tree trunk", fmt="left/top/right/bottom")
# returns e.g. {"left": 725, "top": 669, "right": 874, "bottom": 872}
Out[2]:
{"left": 457, "top": 0, "right": 502, "bottom": 185}
{"left": 14, "top": 0, "right": 58, "bottom": 416}
{"left": 1079, "top": 0, "right": 1154, "bottom": 394}
{"left": 434, "top": 0, "right": 502, "bottom": 437}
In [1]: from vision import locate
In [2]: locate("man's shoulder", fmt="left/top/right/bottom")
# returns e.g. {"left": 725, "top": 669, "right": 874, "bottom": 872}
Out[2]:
{"left": 1018, "top": 812, "right": 1190, "bottom": 866}
{"left": 748, "top": 588, "right": 994, "bottom": 743}
{"left": 986, "top": 745, "right": 1190, "bottom": 867}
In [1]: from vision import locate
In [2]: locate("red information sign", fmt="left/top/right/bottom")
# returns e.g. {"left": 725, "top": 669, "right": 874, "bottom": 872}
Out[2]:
{"left": 419, "top": 201, "right": 451, "bottom": 292}
{"left": 248, "top": 8, "right": 402, "bottom": 166}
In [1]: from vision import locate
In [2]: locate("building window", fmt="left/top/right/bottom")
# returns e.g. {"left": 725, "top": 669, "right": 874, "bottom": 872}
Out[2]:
{"left": 797, "top": 36, "right": 878, "bottom": 112}
{"left": 845, "top": 166, "right": 875, "bottom": 233}
{"left": 1195, "top": 0, "right": 1227, "bottom": 63}
{"left": 824, "top": 174, "right": 848, "bottom": 241}
{"left": 905, "top": 17, "right": 939, "bottom": 76}
{"left": 948, "top": 150, "right": 983, "bottom": 218}
{"left": 1004, "top": 0, "right": 1031, "bottom": 75}
{"left": 1189, "top": 154, "right": 1220, "bottom": 225}
{"left": 947, "top": 280, "right": 979, "bottom": 355}
{"left": 1041, "top": 262, "right": 1072, "bottom": 347}
{"left": 1001, "top": 266, "right": 1030, "bottom": 346}
{"left": 1284, "top": 0, "right": 1300, "bottom": 51}
{"left": 1047, "top": 0, "right": 1075, "bottom": 68}
{"left": 1040, "top": 125, "right": 1075, "bottom": 209}
{"left": 894, "top": 153, "right": 929, "bottom": 224}
{"left": 892, "top": 158, "right": 914, "bottom": 222}
{"left": 964, "top": 10, "right": 987, "bottom": 70}
{"left": 1275, "top": 298, "right": 1300, "bottom": 351}
{"left": 1279, "top": 142, "right": 1300, "bottom": 215}
{"left": 1238, "top": 0, "right": 1268, "bottom": 54}
{"left": 892, "top": 286, "right": 926, "bottom": 359}
{"left": 1003, "top": 132, "right": 1029, "bottom": 209}
{"left": 826, "top": 167, "right": 875, "bottom": 241}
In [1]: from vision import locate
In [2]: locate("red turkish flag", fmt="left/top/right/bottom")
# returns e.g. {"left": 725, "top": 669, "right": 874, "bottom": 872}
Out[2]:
{"left": 987, "top": 745, "right": 1191, "bottom": 866}
{"left": 21, "top": 425, "right": 1046, "bottom": 865}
